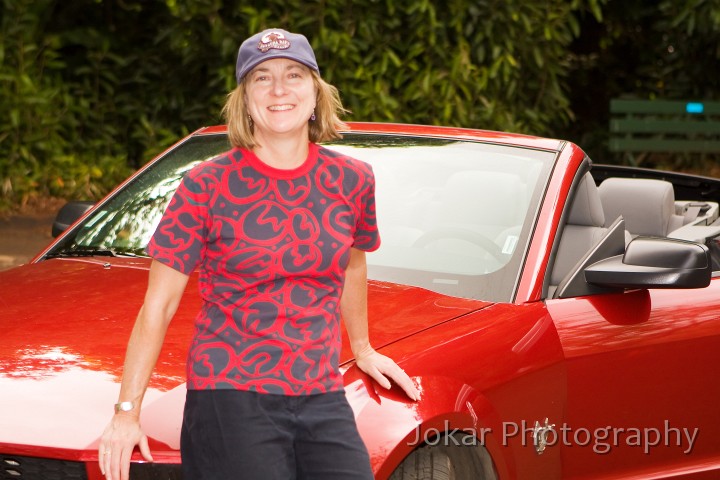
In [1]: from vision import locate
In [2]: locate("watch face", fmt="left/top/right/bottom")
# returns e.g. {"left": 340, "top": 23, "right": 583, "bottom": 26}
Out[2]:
{"left": 116, "top": 401, "right": 134, "bottom": 412}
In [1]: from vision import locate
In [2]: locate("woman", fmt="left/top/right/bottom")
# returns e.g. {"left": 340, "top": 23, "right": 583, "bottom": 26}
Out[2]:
{"left": 99, "top": 28, "right": 419, "bottom": 480}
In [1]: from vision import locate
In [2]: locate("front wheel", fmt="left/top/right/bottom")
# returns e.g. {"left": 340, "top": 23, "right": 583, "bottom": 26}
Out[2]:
{"left": 388, "top": 446, "right": 455, "bottom": 480}
{"left": 388, "top": 438, "right": 496, "bottom": 480}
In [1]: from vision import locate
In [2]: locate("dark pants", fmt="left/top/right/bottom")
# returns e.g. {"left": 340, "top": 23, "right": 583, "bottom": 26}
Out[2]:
{"left": 181, "top": 389, "right": 374, "bottom": 480}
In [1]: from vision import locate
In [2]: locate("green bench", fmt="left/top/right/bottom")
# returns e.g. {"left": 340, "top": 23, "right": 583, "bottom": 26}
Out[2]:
{"left": 609, "top": 99, "right": 720, "bottom": 164}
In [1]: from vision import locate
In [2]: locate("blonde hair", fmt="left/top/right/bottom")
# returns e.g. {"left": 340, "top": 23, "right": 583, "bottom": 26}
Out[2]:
{"left": 222, "top": 70, "right": 348, "bottom": 150}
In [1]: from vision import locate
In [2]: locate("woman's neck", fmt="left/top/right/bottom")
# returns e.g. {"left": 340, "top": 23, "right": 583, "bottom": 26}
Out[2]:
{"left": 252, "top": 132, "right": 310, "bottom": 170}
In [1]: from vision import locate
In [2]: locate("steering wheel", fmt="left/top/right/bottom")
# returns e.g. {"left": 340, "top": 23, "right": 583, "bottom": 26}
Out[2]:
{"left": 413, "top": 227, "right": 507, "bottom": 261}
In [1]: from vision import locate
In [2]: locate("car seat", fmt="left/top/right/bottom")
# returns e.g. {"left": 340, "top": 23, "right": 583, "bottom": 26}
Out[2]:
{"left": 549, "top": 172, "right": 608, "bottom": 288}
{"left": 598, "top": 177, "right": 684, "bottom": 237}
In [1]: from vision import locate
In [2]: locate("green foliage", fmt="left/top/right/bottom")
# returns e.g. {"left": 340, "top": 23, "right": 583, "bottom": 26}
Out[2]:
{"left": 0, "top": 0, "right": 132, "bottom": 207}
{"left": 1, "top": 0, "right": 719, "bottom": 210}
{"left": 225, "top": 0, "right": 604, "bottom": 133}
{"left": 563, "top": 0, "right": 720, "bottom": 169}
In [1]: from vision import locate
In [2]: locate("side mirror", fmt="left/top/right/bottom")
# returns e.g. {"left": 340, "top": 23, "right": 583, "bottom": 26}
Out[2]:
{"left": 585, "top": 237, "right": 711, "bottom": 289}
{"left": 52, "top": 201, "right": 95, "bottom": 237}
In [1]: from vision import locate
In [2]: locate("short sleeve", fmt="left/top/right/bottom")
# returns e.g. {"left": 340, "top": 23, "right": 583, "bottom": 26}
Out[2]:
{"left": 146, "top": 170, "right": 210, "bottom": 275}
{"left": 353, "top": 164, "right": 381, "bottom": 252}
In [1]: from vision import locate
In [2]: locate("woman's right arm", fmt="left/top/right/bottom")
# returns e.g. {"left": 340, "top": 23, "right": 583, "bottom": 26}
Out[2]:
{"left": 99, "top": 260, "right": 190, "bottom": 480}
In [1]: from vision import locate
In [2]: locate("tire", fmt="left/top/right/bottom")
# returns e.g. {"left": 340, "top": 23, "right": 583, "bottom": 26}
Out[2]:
{"left": 388, "top": 446, "right": 455, "bottom": 480}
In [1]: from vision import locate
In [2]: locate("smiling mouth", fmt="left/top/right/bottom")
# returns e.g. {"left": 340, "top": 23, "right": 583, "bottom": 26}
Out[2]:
{"left": 268, "top": 105, "right": 295, "bottom": 112}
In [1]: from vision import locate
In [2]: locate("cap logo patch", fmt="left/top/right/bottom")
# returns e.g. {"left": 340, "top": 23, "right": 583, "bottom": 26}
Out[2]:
{"left": 258, "top": 31, "right": 291, "bottom": 53}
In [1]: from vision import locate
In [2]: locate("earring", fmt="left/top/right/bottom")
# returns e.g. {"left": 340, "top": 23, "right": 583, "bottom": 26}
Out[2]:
{"left": 310, "top": 110, "right": 316, "bottom": 121}
{"left": 247, "top": 114, "right": 253, "bottom": 126}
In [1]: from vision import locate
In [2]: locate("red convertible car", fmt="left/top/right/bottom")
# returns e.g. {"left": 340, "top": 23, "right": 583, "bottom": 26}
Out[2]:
{"left": 2, "top": 123, "right": 720, "bottom": 479}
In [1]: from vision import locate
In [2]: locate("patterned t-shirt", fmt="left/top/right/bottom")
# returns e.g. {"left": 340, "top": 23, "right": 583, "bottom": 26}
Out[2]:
{"left": 146, "top": 143, "right": 380, "bottom": 395}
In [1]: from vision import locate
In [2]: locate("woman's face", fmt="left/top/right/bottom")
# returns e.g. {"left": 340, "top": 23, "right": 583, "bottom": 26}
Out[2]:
{"left": 245, "top": 58, "right": 316, "bottom": 142}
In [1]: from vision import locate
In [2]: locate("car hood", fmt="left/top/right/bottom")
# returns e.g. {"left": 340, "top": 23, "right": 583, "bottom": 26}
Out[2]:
{"left": 0, "top": 258, "right": 490, "bottom": 453}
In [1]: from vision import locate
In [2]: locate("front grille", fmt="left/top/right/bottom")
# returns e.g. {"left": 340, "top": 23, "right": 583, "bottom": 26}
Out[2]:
{"left": 0, "top": 454, "right": 183, "bottom": 480}
{"left": 1, "top": 454, "right": 86, "bottom": 480}
{"left": 130, "top": 462, "right": 183, "bottom": 479}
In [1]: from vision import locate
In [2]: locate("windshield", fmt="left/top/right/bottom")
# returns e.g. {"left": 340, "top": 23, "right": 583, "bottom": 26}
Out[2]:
{"left": 54, "top": 132, "right": 555, "bottom": 301}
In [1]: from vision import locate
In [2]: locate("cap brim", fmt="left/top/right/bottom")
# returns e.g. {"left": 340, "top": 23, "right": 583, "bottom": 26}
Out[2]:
{"left": 238, "top": 55, "right": 319, "bottom": 82}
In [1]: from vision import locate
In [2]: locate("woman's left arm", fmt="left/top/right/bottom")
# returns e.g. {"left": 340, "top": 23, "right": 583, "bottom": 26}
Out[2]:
{"left": 341, "top": 247, "right": 419, "bottom": 401}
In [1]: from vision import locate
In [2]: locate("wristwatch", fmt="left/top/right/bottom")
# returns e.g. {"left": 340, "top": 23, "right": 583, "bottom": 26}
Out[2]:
{"left": 114, "top": 401, "right": 135, "bottom": 414}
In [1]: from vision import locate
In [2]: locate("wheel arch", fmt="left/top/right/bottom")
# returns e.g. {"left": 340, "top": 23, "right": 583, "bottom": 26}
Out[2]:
{"left": 348, "top": 373, "right": 511, "bottom": 480}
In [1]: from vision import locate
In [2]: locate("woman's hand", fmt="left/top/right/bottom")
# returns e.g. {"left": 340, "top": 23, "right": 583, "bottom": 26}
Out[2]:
{"left": 98, "top": 261, "right": 188, "bottom": 479}
{"left": 340, "top": 249, "right": 419, "bottom": 401}
{"left": 99, "top": 413, "right": 153, "bottom": 480}
{"left": 355, "top": 344, "right": 419, "bottom": 401}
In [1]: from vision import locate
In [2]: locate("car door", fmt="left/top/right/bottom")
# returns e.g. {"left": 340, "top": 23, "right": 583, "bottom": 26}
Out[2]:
{"left": 546, "top": 279, "right": 720, "bottom": 478}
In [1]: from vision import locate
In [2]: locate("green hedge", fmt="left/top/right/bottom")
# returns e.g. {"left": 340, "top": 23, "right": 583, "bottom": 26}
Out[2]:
{"left": 0, "top": 0, "right": 636, "bottom": 209}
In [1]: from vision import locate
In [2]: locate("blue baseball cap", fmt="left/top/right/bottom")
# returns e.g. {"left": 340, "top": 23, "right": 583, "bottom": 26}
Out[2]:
{"left": 235, "top": 28, "right": 320, "bottom": 83}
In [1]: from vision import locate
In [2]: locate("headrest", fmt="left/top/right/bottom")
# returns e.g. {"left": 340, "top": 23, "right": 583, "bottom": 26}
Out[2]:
{"left": 598, "top": 178, "right": 675, "bottom": 236}
{"left": 568, "top": 173, "right": 605, "bottom": 227}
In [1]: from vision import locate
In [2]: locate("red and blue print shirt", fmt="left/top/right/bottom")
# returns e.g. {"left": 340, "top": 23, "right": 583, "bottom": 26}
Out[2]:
{"left": 146, "top": 143, "right": 380, "bottom": 395}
